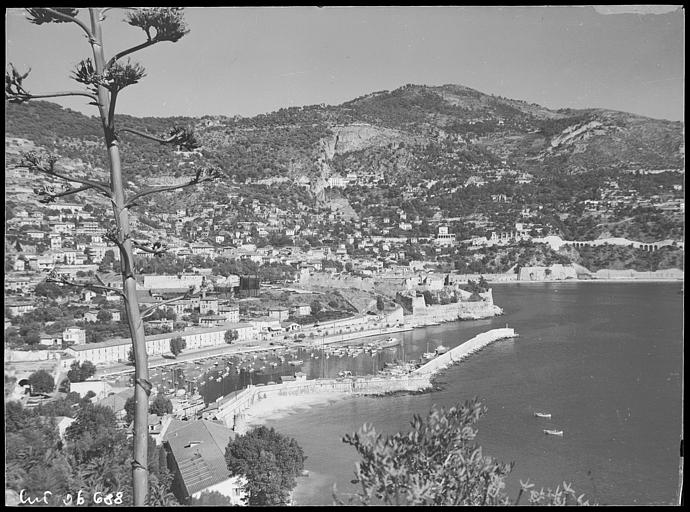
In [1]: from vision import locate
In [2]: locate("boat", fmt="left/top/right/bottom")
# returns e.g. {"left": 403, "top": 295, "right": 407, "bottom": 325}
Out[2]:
{"left": 543, "top": 429, "right": 563, "bottom": 436}
{"left": 288, "top": 360, "right": 303, "bottom": 366}
{"left": 534, "top": 412, "right": 552, "bottom": 419}
{"left": 435, "top": 345, "right": 448, "bottom": 355}
{"left": 215, "top": 377, "right": 221, "bottom": 382}
{"left": 379, "top": 337, "right": 400, "bottom": 348}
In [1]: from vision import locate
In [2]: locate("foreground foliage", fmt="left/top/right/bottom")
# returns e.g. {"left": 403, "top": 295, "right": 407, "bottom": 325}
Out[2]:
{"left": 5, "top": 399, "right": 176, "bottom": 506}
{"left": 337, "top": 398, "right": 591, "bottom": 506}
{"left": 225, "top": 425, "right": 306, "bottom": 505}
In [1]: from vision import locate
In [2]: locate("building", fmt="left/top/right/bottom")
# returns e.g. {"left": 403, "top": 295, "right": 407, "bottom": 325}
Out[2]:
{"left": 63, "top": 327, "right": 86, "bottom": 345}
{"left": 218, "top": 304, "right": 240, "bottom": 323}
{"left": 434, "top": 226, "right": 456, "bottom": 247}
{"left": 292, "top": 304, "right": 311, "bottom": 317}
{"left": 39, "top": 333, "right": 63, "bottom": 347}
{"left": 97, "top": 388, "right": 134, "bottom": 420}
{"left": 142, "top": 274, "right": 205, "bottom": 291}
{"left": 6, "top": 300, "right": 35, "bottom": 317}
{"left": 163, "top": 420, "right": 247, "bottom": 505}
{"left": 199, "top": 315, "right": 227, "bottom": 327}
{"left": 199, "top": 297, "right": 219, "bottom": 315}
{"left": 70, "top": 380, "right": 112, "bottom": 400}
{"left": 268, "top": 307, "right": 289, "bottom": 322}
{"left": 64, "top": 324, "right": 258, "bottom": 364}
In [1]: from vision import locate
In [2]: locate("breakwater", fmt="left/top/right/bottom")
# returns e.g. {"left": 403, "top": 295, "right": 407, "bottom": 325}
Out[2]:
{"left": 413, "top": 327, "right": 517, "bottom": 375}
{"left": 213, "top": 374, "right": 433, "bottom": 431}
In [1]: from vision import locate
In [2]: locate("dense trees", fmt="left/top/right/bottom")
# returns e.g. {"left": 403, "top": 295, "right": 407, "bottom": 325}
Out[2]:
{"left": 5, "top": 399, "right": 177, "bottom": 506}
{"left": 29, "top": 369, "right": 55, "bottom": 394}
{"left": 225, "top": 425, "right": 306, "bottom": 506}
{"left": 67, "top": 360, "right": 97, "bottom": 383}
{"left": 149, "top": 395, "right": 173, "bottom": 416}
{"left": 338, "top": 399, "right": 591, "bottom": 506}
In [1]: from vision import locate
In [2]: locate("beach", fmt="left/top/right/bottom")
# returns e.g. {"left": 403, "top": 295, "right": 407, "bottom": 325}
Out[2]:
{"left": 242, "top": 391, "right": 351, "bottom": 428}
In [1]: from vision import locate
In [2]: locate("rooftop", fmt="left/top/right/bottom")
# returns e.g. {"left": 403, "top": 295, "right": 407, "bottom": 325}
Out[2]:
{"left": 164, "top": 420, "right": 236, "bottom": 497}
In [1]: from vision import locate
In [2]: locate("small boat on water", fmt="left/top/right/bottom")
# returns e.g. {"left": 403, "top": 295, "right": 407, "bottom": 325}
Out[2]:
{"left": 288, "top": 360, "right": 303, "bottom": 366}
{"left": 543, "top": 429, "right": 563, "bottom": 436}
{"left": 435, "top": 345, "right": 448, "bottom": 355}
{"left": 379, "top": 337, "right": 400, "bottom": 348}
{"left": 534, "top": 412, "right": 552, "bottom": 419}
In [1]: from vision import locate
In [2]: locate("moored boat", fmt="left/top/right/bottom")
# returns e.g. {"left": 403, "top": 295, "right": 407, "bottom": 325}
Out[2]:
{"left": 534, "top": 412, "right": 552, "bottom": 419}
{"left": 379, "top": 337, "right": 400, "bottom": 348}
{"left": 435, "top": 344, "right": 448, "bottom": 355}
{"left": 543, "top": 429, "right": 563, "bottom": 436}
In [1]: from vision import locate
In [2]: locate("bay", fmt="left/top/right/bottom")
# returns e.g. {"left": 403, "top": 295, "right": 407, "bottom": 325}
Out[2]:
{"left": 258, "top": 282, "right": 684, "bottom": 506}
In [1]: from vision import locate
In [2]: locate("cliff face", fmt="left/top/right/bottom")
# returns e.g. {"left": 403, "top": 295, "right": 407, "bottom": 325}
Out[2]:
{"left": 319, "top": 123, "right": 423, "bottom": 160}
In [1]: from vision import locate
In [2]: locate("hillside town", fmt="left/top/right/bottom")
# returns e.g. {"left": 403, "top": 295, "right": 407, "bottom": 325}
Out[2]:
{"left": 4, "top": 6, "right": 684, "bottom": 508}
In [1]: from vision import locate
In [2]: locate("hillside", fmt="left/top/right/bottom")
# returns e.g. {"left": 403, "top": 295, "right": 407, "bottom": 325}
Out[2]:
{"left": 4, "top": 83, "right": 685, "bottom": 246}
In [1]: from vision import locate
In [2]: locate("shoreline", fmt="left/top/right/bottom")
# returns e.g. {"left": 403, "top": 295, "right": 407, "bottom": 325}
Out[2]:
{"left": 241, "top": 391, "right": 352, "bottom": 428}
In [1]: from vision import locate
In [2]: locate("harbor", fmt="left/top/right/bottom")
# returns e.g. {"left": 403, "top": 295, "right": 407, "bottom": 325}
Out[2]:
{"left": 202, "top": 328, "right": 518, "bottom": 431}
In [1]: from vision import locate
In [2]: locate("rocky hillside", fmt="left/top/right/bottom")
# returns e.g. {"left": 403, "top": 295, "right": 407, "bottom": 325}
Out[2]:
{"left": 5, "top": 83, "right": 684, "bottom": 208}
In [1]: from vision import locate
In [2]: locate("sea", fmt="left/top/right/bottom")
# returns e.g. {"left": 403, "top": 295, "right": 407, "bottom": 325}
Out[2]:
{"left": 248, "top": 282, "right": 684, "bottom": 506}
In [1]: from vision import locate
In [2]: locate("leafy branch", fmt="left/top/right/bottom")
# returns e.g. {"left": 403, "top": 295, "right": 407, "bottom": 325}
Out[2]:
{"left": 5, "top": 63, "right": 98, "bottom": 104}
{"left": 33, "top": 184, "right": 94, "bottom": 204}
{"left": 25, "top": 8, "right": 93, "bottom": 39}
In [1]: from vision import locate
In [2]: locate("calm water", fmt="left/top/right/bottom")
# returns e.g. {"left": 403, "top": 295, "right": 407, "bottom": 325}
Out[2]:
{"left": 255, "top": 282, "right": 683, "bottom": 506}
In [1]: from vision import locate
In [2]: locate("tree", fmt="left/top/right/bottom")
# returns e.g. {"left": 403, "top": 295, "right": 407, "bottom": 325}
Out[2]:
{"left": 310, "top": 300, "right": 322, "bottom": 316}
{"left": 97, "top": 309, "right": 113, "bottom": 323}
{"left": 225, "top": 329, "right": 239, "bottom": 344}
{"left": 7, "top": 7, "right": 223, "bottom": 504}
{"left": 149, "top": 395, "right": 173, "bottom": 416}
{"left": 124, "top": 396, "right": 136, "bottom": 425}
{"left": 376, "top": 296, "right": 385, "bottom": 311}
{"left": 170, "top": 336, "right": 186, "bottom": 357}
{"left": 225, "top": 425, "right": 305, "bottom": 506}
{"left": 28, "top": 369, "right": 55, "bottom": 394}
{"left": 337, "top": 399, "right": 591, "bottom": 506}
{"left": 67, "top": 360, "right": 97, "bottom": 383}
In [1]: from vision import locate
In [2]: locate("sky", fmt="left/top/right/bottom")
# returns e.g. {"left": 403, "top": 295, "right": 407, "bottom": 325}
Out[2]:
{"left": 5, "top": 6, "right": 685, "bottom": 121}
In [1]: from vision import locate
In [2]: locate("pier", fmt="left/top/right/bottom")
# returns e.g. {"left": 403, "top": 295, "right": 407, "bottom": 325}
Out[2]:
{"left": 413, "top": 327, "right": 517, "bottom": 375}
